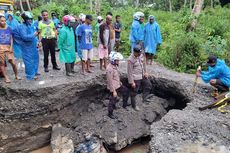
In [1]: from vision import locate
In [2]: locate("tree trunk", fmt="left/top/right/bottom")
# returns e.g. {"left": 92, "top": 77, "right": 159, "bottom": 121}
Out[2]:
{"left": 169, "top": 0, "right": 172, "bottom": 12}
{"left": 89, "top": 0, "right": 93, "bottom": 12}
{"left": 95, "top": 0, "right": 101, "bottom": 15}
{"left": 210, "top": 0, "right": 214, "bottom": 8}
{"left": 26, "top": 0, "right": 31, "bottom": 11}
{"left": 19, "top": 0, "right": 24, "bottom": 12}
{"left": 184, "top": 0, "right": 187, "bottom": 7}
{"left": 136, "top": 0, "right": 139, "bottom": 8}
{"left": 188, "top": 0, "right": 204, "bottom": 31}
{"left": 190, "top": 0, "right": 193, "bottom": 9}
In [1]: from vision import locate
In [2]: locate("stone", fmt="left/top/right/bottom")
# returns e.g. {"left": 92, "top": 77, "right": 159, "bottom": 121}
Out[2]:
{"left": 51, "top": 124, "right": 74, "bottom": 153}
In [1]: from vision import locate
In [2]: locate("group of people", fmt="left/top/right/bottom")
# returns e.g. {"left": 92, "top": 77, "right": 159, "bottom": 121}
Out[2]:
{"left": 0, "top": 9, "right": 230, "bottom": 119}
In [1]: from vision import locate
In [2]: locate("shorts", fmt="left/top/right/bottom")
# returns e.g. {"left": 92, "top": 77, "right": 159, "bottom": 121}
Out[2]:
{"left": 82, "top": 49, "right": 93, "bottom": 61}
{"left": 0, "top": 45, "right": 14, "bottom": 64}
{"left": 98, "top": 44, "right": 108, "bottom": 59}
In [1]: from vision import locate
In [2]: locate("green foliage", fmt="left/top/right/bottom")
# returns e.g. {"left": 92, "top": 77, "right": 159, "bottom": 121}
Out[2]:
{"left": 203, "top": 36, "right": 227, "bottom": 57}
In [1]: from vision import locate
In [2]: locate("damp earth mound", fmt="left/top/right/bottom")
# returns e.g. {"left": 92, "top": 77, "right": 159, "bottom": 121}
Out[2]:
{"left": 0, "top": 62, "right": 229, "bottom": 153}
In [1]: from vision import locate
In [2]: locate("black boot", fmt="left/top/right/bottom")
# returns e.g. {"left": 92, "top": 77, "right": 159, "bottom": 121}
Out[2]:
{"left": 65, "top": 63, "right": 74, "bottom": 76}
{"left": 71, "top": 62, "right": 76, "bottom": 73}
{"left": 143, "top": 94, "right": 154, "bottom": 103}
{"left": 131, "top": 96, "right": 140, "bottom": 111}
{"left": 108, "top": 112, "right": 117, "bottom": 119}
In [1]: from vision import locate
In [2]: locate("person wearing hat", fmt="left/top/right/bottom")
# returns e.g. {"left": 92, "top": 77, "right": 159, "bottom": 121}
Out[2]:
{"left": 127, "top": 44, "right": 152, "bottom": 111}
{"left": 58, "top": 15, "right": 76, "bottom": 76}
{"left": 0, "top": 13, "right": 20, "bottom": 83}
{"left": 106, "top": 51, "right": 129, "bottom": 119}
{"left": 77, "top": 14, "right": 94, "bottom": 74}
{"left": 13, "top": 11, "right": 39, "bottom": 80}
{"left": 144, "top": 15, "right": 162, "bottom": 65}
{"left": 129, "top": 12, "right": 145, "bottom": 52}
{"left": 51, "top": 12, "right": 59, "bottom": 28}
{"left": 196, "top": 55, "right": 230, "bottom": 93}
{"left": 14, "top": 11, "right": 21, "bottom": 23}
{"left": 95, "top": 16, "right": 103, "bottom": 35}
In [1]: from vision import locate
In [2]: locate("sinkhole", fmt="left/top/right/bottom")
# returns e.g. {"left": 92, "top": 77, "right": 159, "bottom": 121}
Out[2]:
{"left": 0, "top": 77, "right": 190, "bottom": 153}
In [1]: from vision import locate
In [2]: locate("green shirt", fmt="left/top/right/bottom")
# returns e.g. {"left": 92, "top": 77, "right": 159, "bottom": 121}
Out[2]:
{"left": 38, "top": 20, "right": 56, "bottom": 38}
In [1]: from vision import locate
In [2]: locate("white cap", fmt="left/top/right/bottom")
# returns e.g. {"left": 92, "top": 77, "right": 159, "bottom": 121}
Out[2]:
{"left": 109, "top": 51, "right": 124, "bottom": 62}
{"left": 97, "top": 16, "right": 103, "bottom": 20}
{"left": 0, "top": 13, "right": 4, "bottom": 17}
{"left": 79, "top": 13, "right": 86, "bottom": 21}
{"left": 133, "top": 12, "right": 144, "bottom": 20}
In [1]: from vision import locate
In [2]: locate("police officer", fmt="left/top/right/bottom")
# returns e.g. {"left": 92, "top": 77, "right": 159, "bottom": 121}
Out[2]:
{"left": 127, "top": 44, "right": 152, "bottom": 111}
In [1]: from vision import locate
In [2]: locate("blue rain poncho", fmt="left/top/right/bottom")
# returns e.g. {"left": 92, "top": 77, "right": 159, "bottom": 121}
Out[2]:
{"left": 6, "top": 14, "right": 19, "bottom": 30}
{"left": 13, "top": 23, "right": 39, "bottom": 80}
{"left": 7, "top": 14, "right": 21, "bottom": 59}
{"left": 75, "top": 25, "right": 82, "bottom": 59}
{"left": 129, "top": 19, "right": 144, "bottom": 50}
{"left": 201, "top": 59, "right": 230, "bottom": 87}
{"left": 144, "top": 16, "right": 162, "bottom": 55}
{"left": 52, "top": 17, "right": 60, "bottom": 28}
{"left": 58, "top": 25, "right": 76, "bottom": 63}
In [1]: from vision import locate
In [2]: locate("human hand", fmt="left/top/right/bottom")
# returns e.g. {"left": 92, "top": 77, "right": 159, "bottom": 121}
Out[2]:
{"left": 113, "top": 91, "right": 117, "bottom": 97}
{"left": 144, "top": 73, "right": 149, "bottom": 79}
{"left": 131, "top": 82, "right": 136, "bottom": 88}
{"left": 196, "top": 71, "right": 201, "bottom": 77}
{"left": 34, "top": 31, "right": 38, "bottom": 36}
{"left": 210, "top": 79, "right": 216, "bottom": 84}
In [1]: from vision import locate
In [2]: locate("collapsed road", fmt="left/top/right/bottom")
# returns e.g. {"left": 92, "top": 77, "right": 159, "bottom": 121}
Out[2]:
{"left": 0, "top": 61, "right": 229, "bottom": 153}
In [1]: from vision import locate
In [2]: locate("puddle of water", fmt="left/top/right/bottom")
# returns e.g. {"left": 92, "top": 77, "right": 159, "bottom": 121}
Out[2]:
{"left": 29, "top": 146, "right": 51, "bottom": 153}
{"left": 30, "top": 143, "right": 148, "bottom": 153}
{"left": 118, "top": 143, "right": 149, "bottom": 153}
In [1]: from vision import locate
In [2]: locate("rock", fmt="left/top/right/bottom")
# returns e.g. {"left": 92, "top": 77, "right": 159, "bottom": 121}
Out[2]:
{"left": 88, "top": 103, "right": 96, "bottom": 112}
{"left": 51, "top": 124, "right": 74, "bottom": 153}
{"left": 103, "top": 100, "right": 110, "bottom": 107}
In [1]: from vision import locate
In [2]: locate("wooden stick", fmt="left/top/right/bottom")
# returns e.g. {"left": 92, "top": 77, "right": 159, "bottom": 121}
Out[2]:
{"left": 192, "top": 66, "right": 201, "bottom": 93}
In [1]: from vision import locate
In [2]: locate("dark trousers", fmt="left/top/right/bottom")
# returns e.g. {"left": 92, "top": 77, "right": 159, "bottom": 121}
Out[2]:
{"left": 130, "top": 79, "right": 152, "bottom": 107}
{"left": 42, "top": 38, "right": 58, "bottom": 68}
{"left": 212, "top": 79, "right": 229, "bottom": 92}
{"left": 108, "top": 85, "right": 129, "bottom": 115}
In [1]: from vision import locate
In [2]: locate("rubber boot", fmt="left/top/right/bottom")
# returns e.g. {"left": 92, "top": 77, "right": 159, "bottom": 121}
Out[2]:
{"left": 143, "top": 93, "right": 154, "bottom": 103}
{"left": 108, "top": 111, "right": 117, "bottom": 119}
{"left": 65, "top": 63, "right": 74, "bottom": 76}
{"left": 71, "top": 62, "right": 76, "bottom": 73}
{"left": 131, "top": 96, "right": 140, "bottom": 111}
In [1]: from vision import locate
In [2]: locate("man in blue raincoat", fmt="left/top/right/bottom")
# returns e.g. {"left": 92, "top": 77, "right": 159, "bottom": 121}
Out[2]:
{"left": 196, "top": 55, "right": 230, "bottom": 93}
{"left": 52, "top": 12, "right": 60, "bottom": 29}
{"left": 144, "top": 15, "right": 162, "bottom": 65}
{"left": 129, "top": 12, "right": 145, "bottom": 52}
{"left": 13, "top": 12, "right": 39, "bottom": 80}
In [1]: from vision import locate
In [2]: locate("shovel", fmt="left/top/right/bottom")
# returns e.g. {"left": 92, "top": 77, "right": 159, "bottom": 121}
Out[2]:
{"left": 192, "top": 66, "right": 201, "bottom": 93}
{"left": 199, "top": 92, "right": 230, "bottom": 111}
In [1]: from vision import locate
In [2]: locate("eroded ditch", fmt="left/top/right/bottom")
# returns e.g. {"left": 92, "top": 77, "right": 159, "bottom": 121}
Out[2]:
{"left": 0, "top": 77, "right": 191, "bottom": 153}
